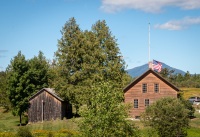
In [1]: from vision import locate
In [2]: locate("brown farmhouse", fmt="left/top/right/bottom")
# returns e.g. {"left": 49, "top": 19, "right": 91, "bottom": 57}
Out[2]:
{"left": 28, "top": 88, "right": 72, "bottom": 123}
{"left": 124, "top": 69, "right": 180, "bottom": 119}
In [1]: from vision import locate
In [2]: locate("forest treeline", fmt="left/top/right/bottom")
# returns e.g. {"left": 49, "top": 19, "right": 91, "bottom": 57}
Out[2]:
{"left": 159, "top": 68, "right": 200, "bottom": 88}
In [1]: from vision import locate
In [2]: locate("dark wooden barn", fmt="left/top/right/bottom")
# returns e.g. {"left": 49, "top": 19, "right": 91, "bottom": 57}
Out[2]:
{"left": 28, "top": 88, "right": 72, "bottom": 123}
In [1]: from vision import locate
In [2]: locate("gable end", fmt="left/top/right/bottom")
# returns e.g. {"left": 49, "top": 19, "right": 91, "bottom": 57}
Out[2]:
{"left": 123, "top": 69, "right": 180, "bottom": 92}
{"left": 29, "top": 88, "right": 64, "bottom": 102}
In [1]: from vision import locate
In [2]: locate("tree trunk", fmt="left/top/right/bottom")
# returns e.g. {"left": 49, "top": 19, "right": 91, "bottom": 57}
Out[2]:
{"left": 19, "top": 113, "right": 22, "bottom": 126}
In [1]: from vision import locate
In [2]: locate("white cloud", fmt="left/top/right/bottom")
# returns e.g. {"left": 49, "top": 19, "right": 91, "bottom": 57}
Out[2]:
{"left": 154, "top": 17, "right": 200, "bottom": 30}
{"left": 100, "top": 0, "right": 200, "bottom": 13}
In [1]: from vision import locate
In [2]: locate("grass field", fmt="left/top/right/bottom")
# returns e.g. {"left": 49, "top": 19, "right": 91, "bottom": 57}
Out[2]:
{"left": 0, "top": 107, "right": 79, "bottom": 136}
{"left": 181, "top": 88, "right": 200, "bottom": 99}
{"left": 1, "top": 88, "right": 200, "bottom": 136}
{"left": 1, "top": 109, "right": 200, "bottom": 137}
{"left": 0, "top": 107, "right": 20, "bottom": 132}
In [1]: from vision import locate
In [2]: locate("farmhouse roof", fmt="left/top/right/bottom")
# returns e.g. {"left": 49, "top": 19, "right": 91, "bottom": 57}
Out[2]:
{"left": 29, "top": 88, "right": 64, "bottom": 101}
{"left": 123, "top": 69, "right": 180, "bottom": 92}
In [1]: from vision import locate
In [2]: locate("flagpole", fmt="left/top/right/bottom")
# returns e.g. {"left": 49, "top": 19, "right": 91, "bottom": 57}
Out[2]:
{"left": 148, "top": 22, "right": 150, "bottom": 62}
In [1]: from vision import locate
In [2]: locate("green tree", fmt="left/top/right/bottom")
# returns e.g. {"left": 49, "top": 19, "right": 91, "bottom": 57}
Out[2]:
{"left": 160, "top": 68, "right": 175, "bottom": 83}
{"left": 7, "top": 51, "right": 29, "bottom": 125}
{"left": 55, "top": 17, "right": 87, "bottom": 114}
{"left": 90, "top": 20, "right": 126, "bottom": 87}
{"left": 79, "top": 82, "right": 140, "bottom": 137}
{"left": 27, "top": 51, "right": 49, "bottom": 92}
{"left": 178, "top": 93, "right": 195, "bottom": 118}
{"left": 141, "top": 97, "right": 190, "bottom": 137}
{"left": 174, "top": 73, "right": 184, "bottom": 87}
{"left": 0, "top": 71, "right": 10, "bottom": 110}
{"left": 7, "top": 51, "right": 50, "bottom": 125}
{"left": 55, "top": 18, "right": 129, "bottom": 114}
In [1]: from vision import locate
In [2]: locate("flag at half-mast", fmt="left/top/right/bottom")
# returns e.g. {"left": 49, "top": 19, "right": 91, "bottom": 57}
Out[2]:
{"left": 153, "top": 60, "right": 162, "bottom": 72}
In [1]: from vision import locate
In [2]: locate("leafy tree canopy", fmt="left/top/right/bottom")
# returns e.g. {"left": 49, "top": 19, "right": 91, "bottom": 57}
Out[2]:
{"left": 141, "top": 97, "right": 190, "bottom": 137}
{"left": 79, "top": 81, "right": 140, "bottom": 137}
{"left": 7, "top": 51, "right": 50, "bottom": 125}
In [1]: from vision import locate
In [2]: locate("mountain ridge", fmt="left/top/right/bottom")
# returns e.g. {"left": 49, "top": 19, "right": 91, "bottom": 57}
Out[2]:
{"left": 126, "top": 62, "right": 186, "bottom": 78}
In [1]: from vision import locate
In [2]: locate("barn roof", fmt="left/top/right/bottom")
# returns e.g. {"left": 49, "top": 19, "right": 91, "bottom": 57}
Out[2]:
{"left": 123, "top": 69, "right": 180, "bottom": 92}
{"left": 29, "top": 88, "right": 64, "bottom": 101}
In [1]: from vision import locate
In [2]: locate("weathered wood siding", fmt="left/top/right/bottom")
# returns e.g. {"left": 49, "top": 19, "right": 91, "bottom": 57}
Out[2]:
{"left": 124, "top": 72, "right": 178, "bottom": 118}
{"left": 28, "top": 90, "right": 65, "bottom": 123}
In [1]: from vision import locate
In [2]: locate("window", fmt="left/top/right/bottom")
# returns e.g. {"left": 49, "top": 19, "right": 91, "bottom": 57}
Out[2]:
{"left": 154, "top": 83, "right": 159, "bottom": 93}
{"left": 134, "top": 99, "right": 138, "bottom": 108}
{"left": 142, "top": 83, "right": 147, "bottom": 93}
{"left": 135, "top": 116, "right": 140, "bottom": 119}
{"left": 145, "top": 99, "right": 149, "bottom": 107}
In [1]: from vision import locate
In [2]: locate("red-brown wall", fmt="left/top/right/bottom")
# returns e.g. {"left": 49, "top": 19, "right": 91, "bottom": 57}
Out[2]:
{"left": 124, "top": 72, "right": 178, "bottom": 118}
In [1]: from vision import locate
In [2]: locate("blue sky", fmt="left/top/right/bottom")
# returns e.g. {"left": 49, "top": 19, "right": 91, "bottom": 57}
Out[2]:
{"left": 0, "top": 0, "right": 200, "bottom": 74}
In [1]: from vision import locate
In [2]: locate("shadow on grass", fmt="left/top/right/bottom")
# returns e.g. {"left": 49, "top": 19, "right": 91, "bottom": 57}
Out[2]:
{"left": 17, "top": 123, "right": 27, "bottom": 126}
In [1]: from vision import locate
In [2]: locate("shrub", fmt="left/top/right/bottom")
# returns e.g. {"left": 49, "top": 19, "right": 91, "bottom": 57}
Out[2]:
{"left": 16, "top": 126, "right": 33, "bottom": 137}
{"left": 141, "top": 97, "right": 190, "bottom": 137}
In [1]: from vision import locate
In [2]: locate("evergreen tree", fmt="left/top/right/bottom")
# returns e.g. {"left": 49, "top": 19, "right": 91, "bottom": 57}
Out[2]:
{"left": 55, "top": 17, "right": 86, "bottom": 114}
{"left": 90, "top": 20, "right": 127, "bottom": 88}
{"left": 55, "top": 18, "right": 129, "bottom": 114}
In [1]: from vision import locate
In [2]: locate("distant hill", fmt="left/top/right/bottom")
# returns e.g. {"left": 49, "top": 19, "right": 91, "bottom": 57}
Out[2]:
{"left": 127, "top": 62, "right": 186, "bottom": 78}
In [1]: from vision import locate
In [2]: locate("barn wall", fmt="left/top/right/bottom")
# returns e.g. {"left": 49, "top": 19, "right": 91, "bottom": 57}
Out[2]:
{"left": 124, "top": 73, "right": 178, "bottom": 118}
{"left": 43, "top": 92, "right": 62, "bottom": 121}
{"left": 28, "top": 90, "right": 63, "bottom": 123}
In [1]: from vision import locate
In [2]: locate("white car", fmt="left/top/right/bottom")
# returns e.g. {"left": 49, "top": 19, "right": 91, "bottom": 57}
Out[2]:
{"left": 188, "top": 96, "right": 200, "bottom": 104}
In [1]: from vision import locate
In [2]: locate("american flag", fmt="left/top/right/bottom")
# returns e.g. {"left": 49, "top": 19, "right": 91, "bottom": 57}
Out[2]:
{"left": 153, "top": 60, "right": 162, "bottom": 72}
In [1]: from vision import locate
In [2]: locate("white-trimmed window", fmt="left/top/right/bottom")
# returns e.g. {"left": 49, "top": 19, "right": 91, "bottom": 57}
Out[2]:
{"left": 154, "top": 83, "right": 159, "bottom": 93}
{"left": 134, "top": 99, "right": 138, "bottom": 108}
{"left": 142, "top": 83, "right": 147, "bottom": 93}
{"left": 145, "top": 99, "right": 149, "bottom": 107}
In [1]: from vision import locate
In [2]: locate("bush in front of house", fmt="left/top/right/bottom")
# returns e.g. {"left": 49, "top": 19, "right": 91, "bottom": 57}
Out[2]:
{"left": 141, "top": 97, "right": 190, "bottom": 137}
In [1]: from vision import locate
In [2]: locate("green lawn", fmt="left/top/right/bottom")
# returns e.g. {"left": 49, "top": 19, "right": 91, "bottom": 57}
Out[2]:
{"left": 187, "top": 111, "right": 200, "bottom": 137}
{"left": 0, "top": 107, "right": 79, "bottom": 136}
{"left": 27, "top": 118, "right": 79, "bottom": 131}
{"left": 0, "top": 107, "right": 20, "bottom": 132}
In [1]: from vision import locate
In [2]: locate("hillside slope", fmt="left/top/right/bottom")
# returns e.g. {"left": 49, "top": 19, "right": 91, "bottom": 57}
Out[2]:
{"left": 127, "top": 62, "right": 186, "bottom": 78}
